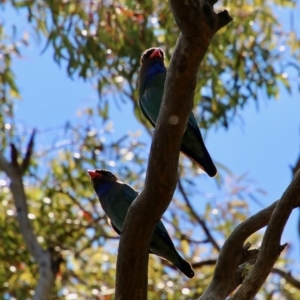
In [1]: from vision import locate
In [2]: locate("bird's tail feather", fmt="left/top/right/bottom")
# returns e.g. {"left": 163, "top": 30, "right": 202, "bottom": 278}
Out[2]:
{"left": 175, "top": 257, "right": 194, "bottom": 278}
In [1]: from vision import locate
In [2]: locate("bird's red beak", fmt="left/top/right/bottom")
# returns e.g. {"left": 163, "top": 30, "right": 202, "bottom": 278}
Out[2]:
{"left": 150, "top": 48, "right": 163, "bottom": 59}
{"left": 87, "top": 170, "right": 98, "bottom": 179}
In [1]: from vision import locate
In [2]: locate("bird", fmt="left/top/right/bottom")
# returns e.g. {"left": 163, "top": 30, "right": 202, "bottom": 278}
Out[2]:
{"left": 87, "top": 169, "right": 195, "bottom": 278}
{"left": 138, "top": 47, "right": 217, "bottom": 177}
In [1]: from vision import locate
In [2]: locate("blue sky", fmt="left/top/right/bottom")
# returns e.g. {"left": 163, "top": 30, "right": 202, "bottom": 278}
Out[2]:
{"left": 5, "top": 3, "right": 300, "bottom": 268}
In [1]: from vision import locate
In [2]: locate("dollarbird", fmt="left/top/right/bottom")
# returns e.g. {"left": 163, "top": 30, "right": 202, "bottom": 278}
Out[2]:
{"left": 138, "top": 47, "right": 217, "bottom": 177}
{"left": 87, "top": 169, "right": 195, "bottom": 278}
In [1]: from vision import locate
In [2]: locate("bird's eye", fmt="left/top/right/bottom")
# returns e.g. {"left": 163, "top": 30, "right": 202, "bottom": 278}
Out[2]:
{"left": 141, "top": 49, "right": 155, "bottom": 64}
{"left": 141, "top": 54, "right": 148, "bottom": 64}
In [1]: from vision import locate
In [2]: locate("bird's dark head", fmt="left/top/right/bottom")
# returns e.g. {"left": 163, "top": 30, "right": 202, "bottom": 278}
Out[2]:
{"left": 138, "top": 48, "right": 167, "bottom": 90}
{"left": 87, "top": 169, "right": 118, "bottom": 197}
{"left": 140, "top": 47, "right": 165, "bottom": 65}
{"left": 87, "top": 169, "right": 117, "bottom": 182}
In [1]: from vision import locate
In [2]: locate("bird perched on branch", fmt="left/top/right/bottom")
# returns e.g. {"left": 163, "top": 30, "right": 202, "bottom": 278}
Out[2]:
{"left": 87, "top": 169, "right": 194, "bottom": 278}
{"left": 138, "top": 47, "right": 217, "bottom": 177}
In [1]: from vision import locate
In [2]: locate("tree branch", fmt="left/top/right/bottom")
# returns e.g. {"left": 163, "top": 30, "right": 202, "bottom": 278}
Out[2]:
{"left": 192, "top": 259, "right": 217, "bottom": 268}
{"left": 272, "top": 267, "right": 300, "bottom": 289}
{"left": 199, "top": 202, "right": 275, "bottom": 298}
{"left": 231, "top": 169, "right": 300, "bottom": 299}
{"left": 178, "top": 178, "right": 220, "bottom": 252}
{"left": 21, "top": 129, "right": 36, "bottom": 174}
{"left": 165, "top": 258, "right": 217, "bottom": 272}
{"left": 0, "top": 142, "right": 55, "bottom": 300}
{"left": 115, "top": 1, "right": 232, "bottom": 299}
{"left": 200, "top": 171, "right": 300, "bottom": 300}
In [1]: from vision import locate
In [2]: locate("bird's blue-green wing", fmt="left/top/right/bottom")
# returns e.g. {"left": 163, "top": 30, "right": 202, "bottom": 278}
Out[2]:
{"left": 188, "top": 111, "right": 200, "bottom": 130}
{"left": 185, "top": 112, "right": 208, "bottom": 158}
{"left": 121, "top": 184, "right": 139, "bottom": 204}
{"left": 105, "top": 184, "right": 137, "bottom": 234}
{"left": 122, "top": 184, "right": 176, "bottom": 250}
{"left": 181, "top": 111, "right": 217, "bottom": 177}
{"left": 154, "top": 220, "right": 177, "bottom": 251}
{"left": 139, "top": 73, "right": 166, "bottom": 127}
{"left": 108, "top": 218, "right": 121, "bottom": 235}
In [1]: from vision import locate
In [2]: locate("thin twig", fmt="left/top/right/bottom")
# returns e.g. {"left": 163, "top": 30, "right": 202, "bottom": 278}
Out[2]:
{"left": 272, "top": 267, "right": 300, "bottom": 289}
{"left": 178, "top": 178, "right": 220, "bottom": 252}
